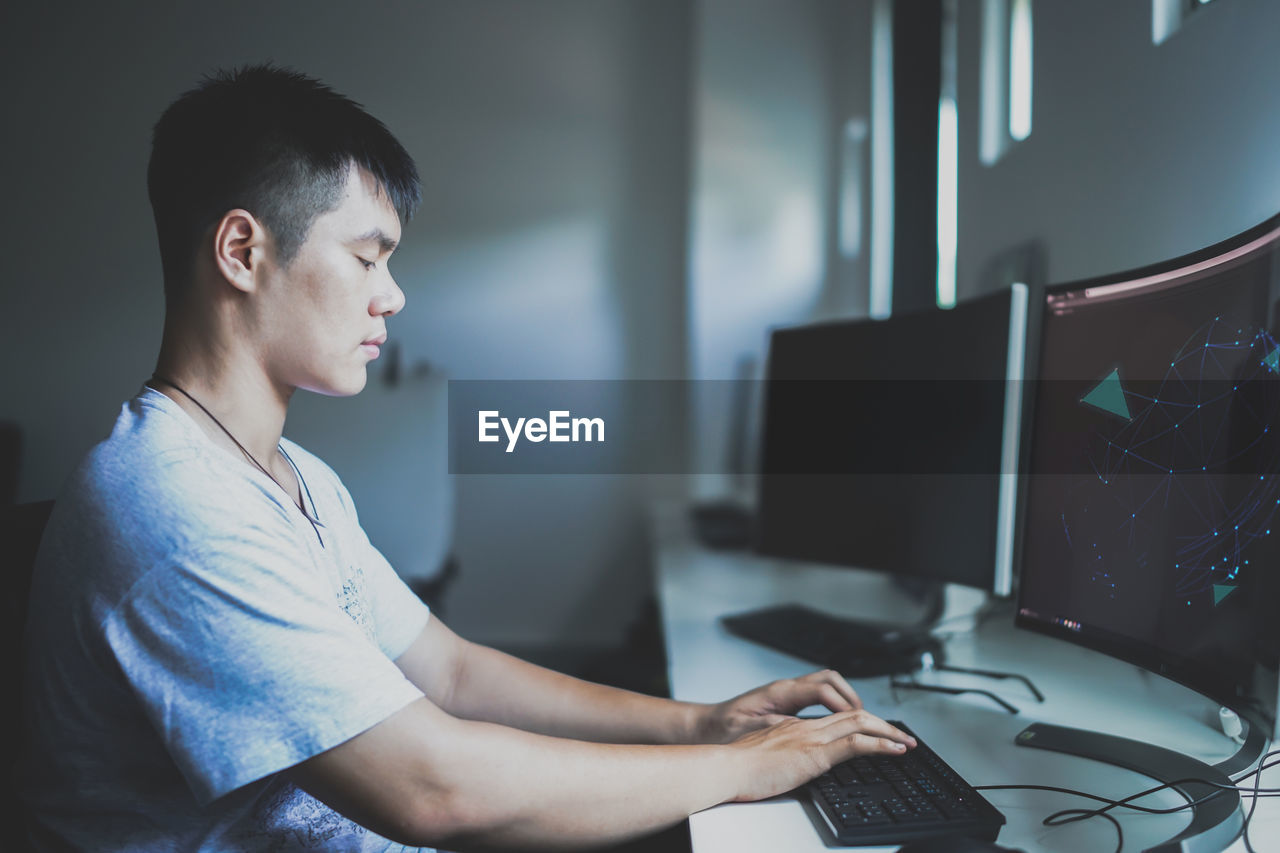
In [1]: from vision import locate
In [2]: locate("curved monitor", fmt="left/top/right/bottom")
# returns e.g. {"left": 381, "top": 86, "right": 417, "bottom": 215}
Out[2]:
{"left": 1015, "top": 212, "right": 1280, "bottom": 740}
{"left": 756, "top": 285, "right": 1028, "bottom": 595}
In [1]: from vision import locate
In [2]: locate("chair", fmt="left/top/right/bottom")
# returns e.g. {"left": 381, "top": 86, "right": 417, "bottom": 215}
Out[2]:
{"left": 2, "top": 500, "right": 54, "bottom": 852}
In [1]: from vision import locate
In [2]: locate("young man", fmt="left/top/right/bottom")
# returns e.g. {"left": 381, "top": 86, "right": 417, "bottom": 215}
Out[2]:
{"left": 21, "top": 65, "right": 914, "bottom": 852}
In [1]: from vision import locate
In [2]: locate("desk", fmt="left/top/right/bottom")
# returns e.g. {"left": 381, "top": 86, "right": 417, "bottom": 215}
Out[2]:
{"left": 651, "top": 504, "right": 1278, "bottom": 852}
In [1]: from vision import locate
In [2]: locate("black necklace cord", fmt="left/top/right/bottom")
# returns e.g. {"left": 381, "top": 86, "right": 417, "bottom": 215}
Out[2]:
{"left": 147, "top": 375, "right": 325, "bottom": 546}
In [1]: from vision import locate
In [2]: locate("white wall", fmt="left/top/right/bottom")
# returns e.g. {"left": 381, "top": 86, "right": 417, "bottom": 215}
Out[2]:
{"left": 686, "top": 0, "right": 871, "bottom": 495}
{"left": 0, "top": 0, "right": 691, "bottom": 649}
{"left": 956, "top": 0, "right": 1280, "bottom": 297}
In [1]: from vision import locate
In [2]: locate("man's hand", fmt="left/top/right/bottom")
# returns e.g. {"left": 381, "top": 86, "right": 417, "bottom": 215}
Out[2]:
{"left": 725, "top": 709, "right": 917, "bottom": 803}
{"left": 695, "top": 669, "right": 866, "bottom": 744}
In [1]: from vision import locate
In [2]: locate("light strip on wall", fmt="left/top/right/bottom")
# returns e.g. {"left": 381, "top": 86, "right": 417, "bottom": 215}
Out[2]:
{"left": 840, "top": 119, "right": 868, "bottom": 259}
{"left": 937, "top": 0, "right": 958, "bottom": 309}
{"left": 1009, "top": 0, "right": 1033, "bottom": 142}
{"left": 1152, "top": 0, "right": 1182, "bottom": 43}
{"left": 870, "top": 0, "right": 895, "bottom": 319}
{"left": 979, "top": 0, "right": 1008, "bottom": 166}
{"left": 937, "top": 97, "right": 958, "bottom": 309}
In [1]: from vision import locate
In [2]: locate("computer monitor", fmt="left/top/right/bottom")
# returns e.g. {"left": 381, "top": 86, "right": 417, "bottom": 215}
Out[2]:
{"left": 1015, "top": 213, "right": 1280, "bottom": 849}
{"left": 756, "top": 284, "right": 1028, "bottom": 597}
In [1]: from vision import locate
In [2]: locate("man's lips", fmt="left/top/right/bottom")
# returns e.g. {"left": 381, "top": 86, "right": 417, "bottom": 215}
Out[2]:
{"left": 361, "top": 332, "right": 386, "bottom": 359}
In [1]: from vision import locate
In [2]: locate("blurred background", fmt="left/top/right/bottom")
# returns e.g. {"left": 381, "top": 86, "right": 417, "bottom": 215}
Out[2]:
{"left": 2, "top": 0, "right": 1278, "bottom": 672}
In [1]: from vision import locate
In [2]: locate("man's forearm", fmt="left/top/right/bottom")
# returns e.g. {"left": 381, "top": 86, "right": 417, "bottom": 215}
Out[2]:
{"left": 445, "top": 640, "right": 712, "bottom": 744}
{"left": 292, "top": 682, "right": 916, "bottom": 850}
{"left": 428, "top": 714, "right": 733, "bottom": 851}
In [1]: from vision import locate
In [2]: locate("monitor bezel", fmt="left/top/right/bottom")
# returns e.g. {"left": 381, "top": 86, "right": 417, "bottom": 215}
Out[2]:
{"left": 1012, "top": 210, "right": 1280, "bottom": 738}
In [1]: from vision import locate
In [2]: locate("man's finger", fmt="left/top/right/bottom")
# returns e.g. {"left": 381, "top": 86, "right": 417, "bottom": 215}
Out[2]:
{"left": 819, "top": 670, "right": 863, "bottom": 711}
{"left": 816, "top": 683, "right": 854, "bottom": 714}
{"left": 841, "top": 733, "right": 911, "bottom": 756}
{"left": 808, "top": 707, "right": 865, "bottom": 730}
{"left": 819, "top": 710, "right": 916, "bottom": 749}
{"left": 800, "top": 669, "right": 863, "bottom": 710}
{"left": 771, "top": 680, "right": 852, "bottom": 715}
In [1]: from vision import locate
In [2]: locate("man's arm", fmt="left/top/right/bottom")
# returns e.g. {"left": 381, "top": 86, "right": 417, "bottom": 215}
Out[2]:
{"left": 288, "top": 693, "right": 914, "bottom": 850}
{"left": 395, "top": 617, "right": 868, "bottom": 745}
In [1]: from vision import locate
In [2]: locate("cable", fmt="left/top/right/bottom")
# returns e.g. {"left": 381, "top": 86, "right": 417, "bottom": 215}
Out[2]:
{"left": 1050, "top": 808, "right": 1123, "bottom": 853}
{"left": 1239, "top": 745, "right": 1276, "bottom": 853}
{"left": 977, "top": 783, "right": 1137, "bottom": 852}
{"left": 975, "top": 746, "right": 1278, "bottom": 853}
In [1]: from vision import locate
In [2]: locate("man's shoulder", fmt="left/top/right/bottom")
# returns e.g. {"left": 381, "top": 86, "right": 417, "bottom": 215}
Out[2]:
{"left": 72, "top": 392, "right": 240, "bottom": 514}
{"left": 52, "top": 391, "right": 295, "bottom": 562}
{"left": 79, "top": 391, "right": 205, "bottom": 485}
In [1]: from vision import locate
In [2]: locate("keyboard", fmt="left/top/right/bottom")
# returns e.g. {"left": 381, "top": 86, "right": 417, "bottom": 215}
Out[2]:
{"left": 721, "top": 604, "right": 942, "bottom": 677}
{"left": 804, "top": 721, "right": 1006, "bottom": 846}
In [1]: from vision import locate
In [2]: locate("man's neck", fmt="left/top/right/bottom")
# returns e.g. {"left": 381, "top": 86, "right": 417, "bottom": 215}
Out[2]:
{"left": 153, "top": 322, "right": 293, "bottom": 468}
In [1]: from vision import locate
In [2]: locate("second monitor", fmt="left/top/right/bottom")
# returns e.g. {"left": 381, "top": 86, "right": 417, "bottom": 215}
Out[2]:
{"left": 755, "top": 285, "right": 1028, "bottom": 599}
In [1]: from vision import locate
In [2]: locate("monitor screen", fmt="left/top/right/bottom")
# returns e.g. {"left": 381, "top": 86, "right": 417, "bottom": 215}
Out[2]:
{"left": 1016, "top": 214, "right": 1280, "bottom": 737}
{"left": 756, "top": 286, "right": 1025, "bottom": 594}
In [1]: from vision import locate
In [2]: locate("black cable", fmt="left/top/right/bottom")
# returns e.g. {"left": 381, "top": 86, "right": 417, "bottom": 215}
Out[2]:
{"left": 1239, "top": 745, "right": 1277, "bottom": 853}
{"left": 1243, "top": 763, "right": 1262, "bottom": 853}
{"left": 975, "top": 753, "right": 1280, "bottom": 813}
{"left": 976, "top": 747, "right": 1279, "bottom": 853}
{"left": 970, "top": 786, "right": 1128, "bottom": 853}
{"left": 1045, "top": 807, "right": 1123, "bottom": 853}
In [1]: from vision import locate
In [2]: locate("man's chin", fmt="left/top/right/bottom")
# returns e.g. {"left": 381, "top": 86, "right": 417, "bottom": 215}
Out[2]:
{"left": 297, "top": 372, "right": 368, "bottom": 398}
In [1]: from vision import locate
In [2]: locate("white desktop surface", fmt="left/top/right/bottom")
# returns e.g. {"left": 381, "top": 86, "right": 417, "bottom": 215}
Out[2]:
{"left": 652, "top": 504, "right": 1277, "bottom": 852}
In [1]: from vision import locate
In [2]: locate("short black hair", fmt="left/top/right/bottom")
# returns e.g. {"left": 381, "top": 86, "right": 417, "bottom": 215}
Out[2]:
{"left": 147, "top": 63, "right": 421, "bottom": 300}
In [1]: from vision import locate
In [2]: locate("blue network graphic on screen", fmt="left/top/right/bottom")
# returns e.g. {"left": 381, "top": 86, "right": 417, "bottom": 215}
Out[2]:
{"left": 1062, "top": 316, "right": 1280, "bottom": 610}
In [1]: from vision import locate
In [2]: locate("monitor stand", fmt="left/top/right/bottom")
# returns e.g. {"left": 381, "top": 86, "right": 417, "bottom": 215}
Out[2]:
{"left": 1014, "top": 719, "right": 1267, "bottom": 852}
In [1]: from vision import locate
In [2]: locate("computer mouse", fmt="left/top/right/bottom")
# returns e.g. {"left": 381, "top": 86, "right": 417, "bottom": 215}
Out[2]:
{"left": 896, "top": 836, "right": 1026, "bottom": 853}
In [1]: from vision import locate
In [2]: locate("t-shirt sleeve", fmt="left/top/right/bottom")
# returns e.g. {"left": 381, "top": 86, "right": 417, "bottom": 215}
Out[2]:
{"left": 101, "top": 514, "right": 426, "bottom": 806}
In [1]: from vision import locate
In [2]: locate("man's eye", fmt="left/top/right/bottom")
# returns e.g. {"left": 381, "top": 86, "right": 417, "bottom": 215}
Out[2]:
{"left": 358, "top": 258, "right": 376, "bottom": 271}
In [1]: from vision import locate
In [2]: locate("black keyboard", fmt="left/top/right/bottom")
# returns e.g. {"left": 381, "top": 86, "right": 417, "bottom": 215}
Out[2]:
{"left": 721, "top": 604, "right": 942, "bottom": 677}
{"left": 804, "top": 721, "right": 1006, "bottom": 846}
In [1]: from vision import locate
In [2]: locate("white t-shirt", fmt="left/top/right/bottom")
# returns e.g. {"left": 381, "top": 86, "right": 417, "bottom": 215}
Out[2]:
{"left": 22, "top": 387, "right": 434, "bottom": 851}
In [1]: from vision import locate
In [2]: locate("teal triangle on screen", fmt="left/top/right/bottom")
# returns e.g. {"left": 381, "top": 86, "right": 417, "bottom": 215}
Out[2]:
{"left": 1213, "top": 584, "right": 1236, "bottom": 606}
{"left": 1265, "top": 347, "right": 1279, "bottom": 374}
{"left": 1081, "top": 368, "right": 1132, "bottom": 421}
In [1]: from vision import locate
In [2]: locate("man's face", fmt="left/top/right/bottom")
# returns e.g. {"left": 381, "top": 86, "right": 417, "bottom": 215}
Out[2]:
{"left": 256, "top": 164, "right": 405, "bottom": 397}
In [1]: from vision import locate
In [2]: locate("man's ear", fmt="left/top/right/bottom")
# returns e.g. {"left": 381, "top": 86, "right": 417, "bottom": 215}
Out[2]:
{"left": 212, "top": 209, "right": 268, "bottom": 294}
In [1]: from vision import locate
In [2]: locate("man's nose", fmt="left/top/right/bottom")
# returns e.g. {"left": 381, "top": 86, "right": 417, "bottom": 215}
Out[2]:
{"left": 372, "top": 274, "right": 405, "bottom": 317}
